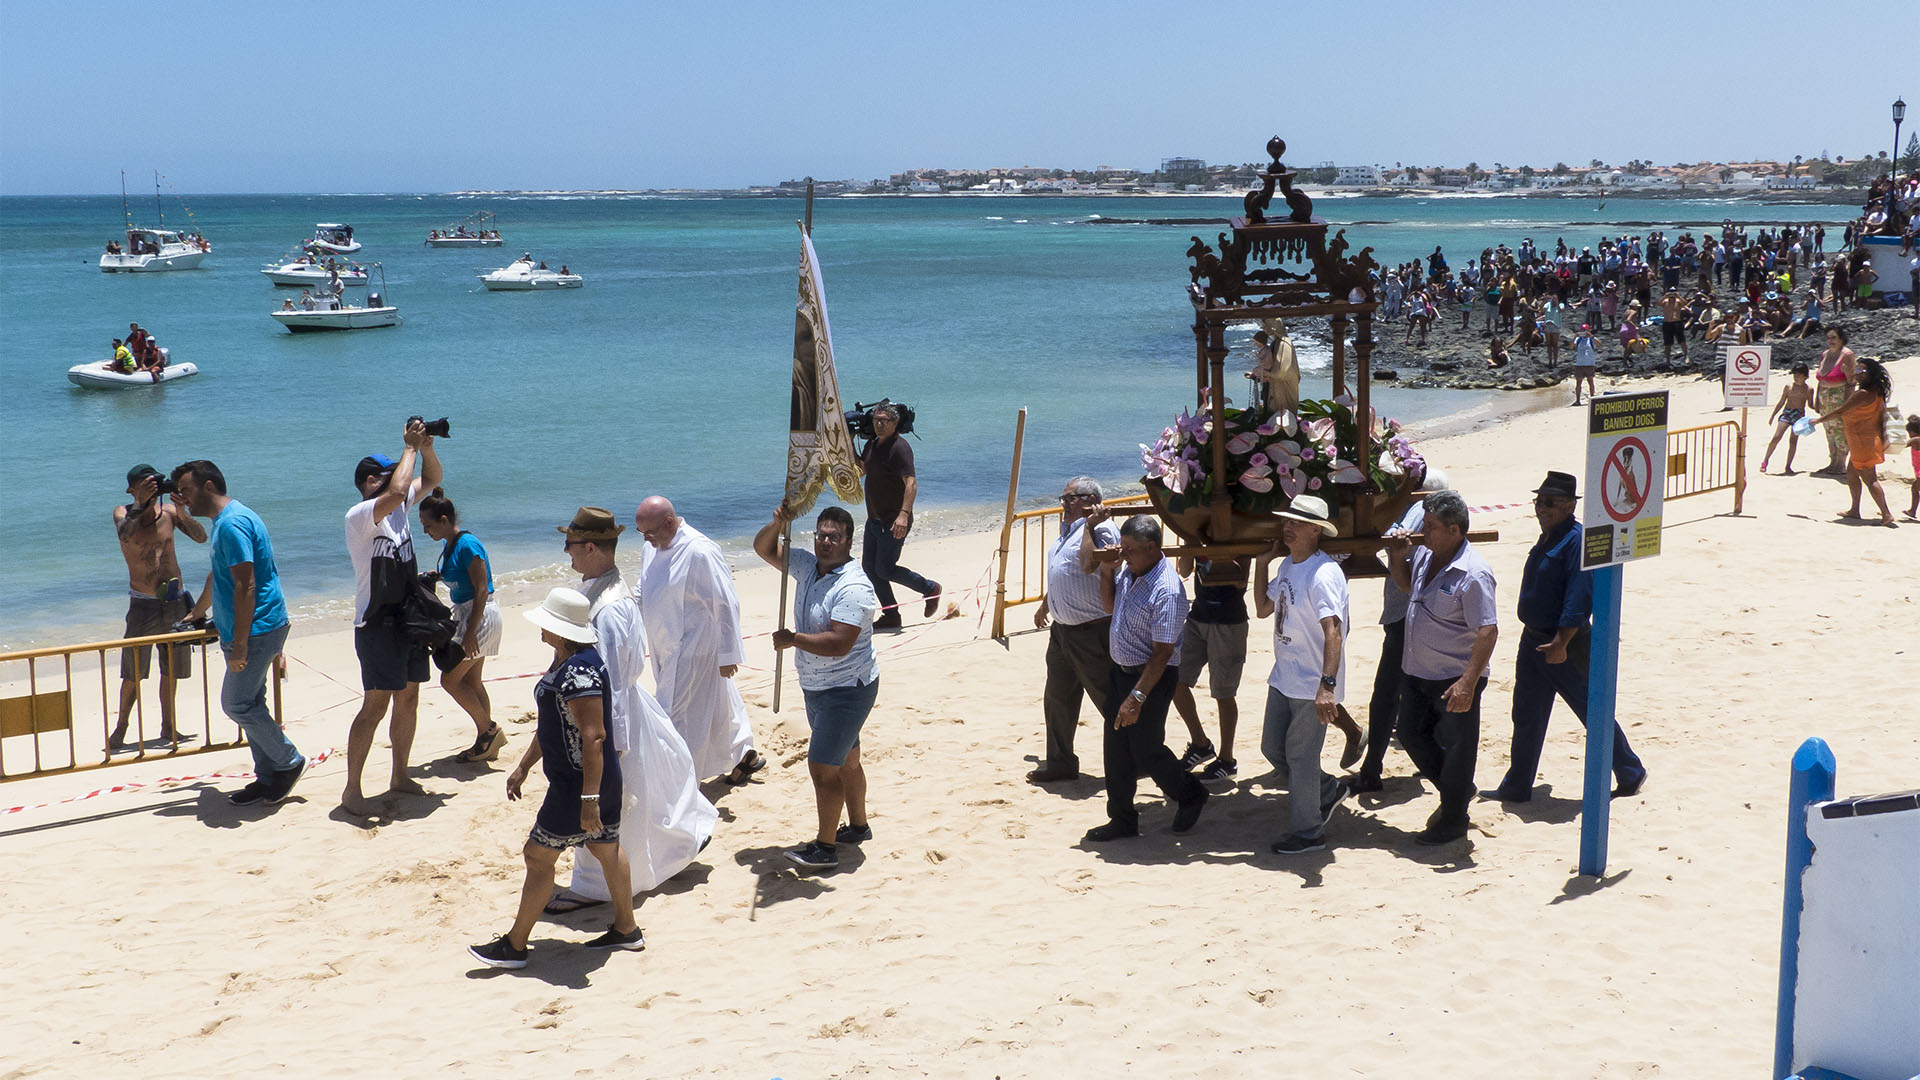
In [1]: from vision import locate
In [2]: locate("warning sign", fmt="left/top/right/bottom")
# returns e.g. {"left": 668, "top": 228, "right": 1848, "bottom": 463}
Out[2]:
{"left": 1723, "top": 343, "right": 1772, "bottom": 409}
{"left": 1584, "top": 390, "right": 1667, "bottom": 569}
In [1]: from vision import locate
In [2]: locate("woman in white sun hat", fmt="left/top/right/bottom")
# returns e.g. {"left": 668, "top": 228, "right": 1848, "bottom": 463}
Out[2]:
{"left": 468, "top": 588, "right": 645, "bottom": 969}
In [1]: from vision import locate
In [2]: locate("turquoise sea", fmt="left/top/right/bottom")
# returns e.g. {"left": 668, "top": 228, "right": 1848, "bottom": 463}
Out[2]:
{"left": 0, "top": 192, "right": 1848, "bottom": 648}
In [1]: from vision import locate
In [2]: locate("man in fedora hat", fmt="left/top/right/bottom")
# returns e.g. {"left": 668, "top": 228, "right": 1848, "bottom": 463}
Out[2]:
{"left": 341, "top": 418, "right": 442, "bottom": 817}
{"left": 1486, "top": 472, "right": 1647, "bottom": 803}
{"left": 1252, "top": 494, "right": 1351, "bottom": 854}
{"left": 544, "top": 507, "right": 718, "bottom": 914}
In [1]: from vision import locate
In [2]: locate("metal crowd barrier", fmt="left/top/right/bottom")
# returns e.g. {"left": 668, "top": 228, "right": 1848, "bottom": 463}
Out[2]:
{"left": 991, "top": 494, "right": 1153, "bottom": 639}
{"left": 0, "top": 628, "right": 282, "bottom": 782}
{"left": 1664, "top": 418, "right": 1747, "bottom": 513}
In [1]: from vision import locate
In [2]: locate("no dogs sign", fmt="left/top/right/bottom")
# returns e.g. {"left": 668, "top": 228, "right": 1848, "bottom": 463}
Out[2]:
{"left": 1584, "top": 390, "right": 1667, "bottom": 569}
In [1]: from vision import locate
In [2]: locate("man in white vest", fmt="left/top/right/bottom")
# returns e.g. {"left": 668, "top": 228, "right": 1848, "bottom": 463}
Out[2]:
{"left": 634, "top": 496, "right": 763, "bottom": 785}
{"left": 544, "top": 507, "right": 717, "bottom": 915}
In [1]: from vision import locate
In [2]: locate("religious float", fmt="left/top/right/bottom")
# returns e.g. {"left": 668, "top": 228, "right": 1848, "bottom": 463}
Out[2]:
{"left": 1136, "top": 136, "right": 1485, "bottom": 575}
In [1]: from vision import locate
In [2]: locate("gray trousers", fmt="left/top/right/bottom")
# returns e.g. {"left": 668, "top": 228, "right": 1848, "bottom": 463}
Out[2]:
{"left": 1042, "top": 617, "right": 1112, "bottom": 772}
{"left": 1261, "top": 688, "right": 1340, "bottom": 839}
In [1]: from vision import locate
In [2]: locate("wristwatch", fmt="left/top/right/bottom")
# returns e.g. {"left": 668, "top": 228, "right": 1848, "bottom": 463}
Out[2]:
{"left": 1129, "top": 689, "right": 1147, "bottom": 703}
{"left": 1320, "top": 675, "right": 1338, "bottom": 690}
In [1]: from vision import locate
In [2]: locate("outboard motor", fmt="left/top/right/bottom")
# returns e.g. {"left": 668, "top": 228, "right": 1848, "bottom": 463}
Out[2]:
{"left": 367, "top": 292, "right": 382, "bottom": 309}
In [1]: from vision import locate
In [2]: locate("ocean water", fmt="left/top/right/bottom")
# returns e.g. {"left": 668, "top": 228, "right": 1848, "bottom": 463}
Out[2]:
{"left": 0, "top": 192, "right": 1846, "bottom": 648}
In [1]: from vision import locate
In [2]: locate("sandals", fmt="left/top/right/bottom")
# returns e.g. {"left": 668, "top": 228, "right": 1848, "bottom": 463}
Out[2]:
{"left": 456, "top": 724, "right": 506, "bottom": 763}
{"left": 724, "top": 749, "right": 768, "bottom": 786}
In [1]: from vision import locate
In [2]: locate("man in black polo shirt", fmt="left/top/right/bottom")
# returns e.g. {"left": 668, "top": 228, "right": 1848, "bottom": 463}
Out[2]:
{"left": 856, "top": 404, "right": 940, "bottom": 630}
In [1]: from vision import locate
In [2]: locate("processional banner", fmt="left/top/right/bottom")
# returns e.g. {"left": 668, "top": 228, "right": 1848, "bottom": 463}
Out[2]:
{"left": 784, "top": 225, "right": 864, "bottom": 514}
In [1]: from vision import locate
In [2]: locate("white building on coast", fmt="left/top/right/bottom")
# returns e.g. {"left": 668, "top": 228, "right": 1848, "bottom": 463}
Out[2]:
{"left": 1335, "top": 164, "right": 1383, "bottom": 186}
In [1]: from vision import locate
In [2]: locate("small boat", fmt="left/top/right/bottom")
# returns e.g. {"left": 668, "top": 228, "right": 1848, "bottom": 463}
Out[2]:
{"left": 260, "top": 256, "right": 369, "bottom": 287}
{"left": 69, "top": 350, "right": 199, "bottom": 389}
{"left": 306, "top": 223, "right": 362, "bottom": 255}
{"left": 426, "top": 210, "right": 503, "bottom": 247}
{"left": 480, "top": 255, "right": 582, "bottom": 290}
{"left": 270, "top": 263, "right": 399, "bottom": 331}
{"left": 101, "top": 228, "right": 210, "bottom": 272}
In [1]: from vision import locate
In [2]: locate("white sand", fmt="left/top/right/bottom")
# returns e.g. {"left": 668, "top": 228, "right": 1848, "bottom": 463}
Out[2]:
{"left": 2, "top": 360, "right": 1914, "bottom": 1076}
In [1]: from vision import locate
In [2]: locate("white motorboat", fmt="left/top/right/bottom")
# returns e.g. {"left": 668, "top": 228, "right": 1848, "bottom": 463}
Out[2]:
{"left": 260, "top": 256, "right": 369, "bottom": 287}
{"left": 100, "top": 228, "right": 210, "bottom": 272}
{"left": 271, "top": 263, "right": 398, "bottom": 331}
{"left": 480, "top": 255, "right": 582, "bottom": 290}
{"left": 426, "top": 210, "right": 502, "bottom": 247}
{"left": 306, "top": 223, "right": 362, "bottom": 255}
{"left": 68, "top": 351, "right": 198, "bottom": 389}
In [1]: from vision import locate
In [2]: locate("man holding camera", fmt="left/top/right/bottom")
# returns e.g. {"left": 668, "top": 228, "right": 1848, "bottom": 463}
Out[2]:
{"left": 341, "top": 418, "right": 442, "bottom": 818}
{"left": 174, "top": 460, "right": 305, "bottom": 807}
{"left": 856, "top": 404, "right": 940, "bottom": 630}
{"left": 109, "top": 464, "right": 207, "bottom": 751}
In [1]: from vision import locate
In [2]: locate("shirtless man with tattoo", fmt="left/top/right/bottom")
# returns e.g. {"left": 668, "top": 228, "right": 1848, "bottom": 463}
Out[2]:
{"left": 110, "top": 464, "right": 208, "bottom": 751}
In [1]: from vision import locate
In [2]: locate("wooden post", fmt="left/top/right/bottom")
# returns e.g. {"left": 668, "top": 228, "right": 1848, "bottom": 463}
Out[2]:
{"left": 1206, "top": 323, "right": 1231, "bottom": 540}
{"left": 1354, "top": 309, "right": 1375, "bottom": 530}
{"left": 1192, "top": 318, "right": 1208, "bottom": 410}
{"left": 1330, "top": 313, "right": 1349, "bottom": 400}
{"left": 991, "top": 408, "right": 1029, "bottom": 640}
{"left": 772, "top": 521, "right": 791, "bottom": 714}
{"left": 1734, "top": 407, "right": 1748, "bottom": 514}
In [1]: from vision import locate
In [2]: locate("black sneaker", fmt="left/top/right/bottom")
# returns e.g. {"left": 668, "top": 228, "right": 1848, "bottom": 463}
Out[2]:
{"left": 1199, "top": 759, "right": 1238, "bottom": 790}
{"left": 467, "top": 934, "right": 529, "bottom": 969}
{"left": 835, "top": 823, "right": 873, "bottom": 844}
{"left": 1083, "top": 820, "right": 1140, "bottom": 842}
{"left": 1271, "top": 832, "right": 1328, "bottom": 856}
{"left": 1319, "top": 778, "right": 1352, "bottom": 828}
{"left": 1171, "top": 788, "right": 1209, "bottom": 834}
{"left": 264, "top": 756, "right": 309, "bottom": 805}
{"left": 228, "top": 782, "right": 268, "bottom": 806}
{"left": 584, "top": 926, "right": 646, "bottom": 952}
{"left": 1178, "top": 740, "right": 1216, "bottom": 770}
{"left": 784, "top": 841, "right": 839, "bottom": 870}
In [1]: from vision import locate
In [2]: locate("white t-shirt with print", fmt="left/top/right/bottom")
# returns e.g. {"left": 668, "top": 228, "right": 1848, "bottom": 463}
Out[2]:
{"left": 1265, "top": 550, "right": 1349, "bottom": 701}
{"left": 345, "top": 497, "right": 418, "bottom": 626}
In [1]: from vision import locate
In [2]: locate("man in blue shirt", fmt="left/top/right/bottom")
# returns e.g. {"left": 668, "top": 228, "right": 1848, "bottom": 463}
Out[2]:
{"left": 176, "top": 460, "right": 306, "bottom": 808}
{"left": 1487, "top": 472, "right": 1647, "bottom": 803}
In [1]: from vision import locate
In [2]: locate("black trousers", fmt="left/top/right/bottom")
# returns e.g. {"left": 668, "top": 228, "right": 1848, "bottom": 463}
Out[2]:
{"left": 1042, "top": 617, "right": 1112, "bottom": 772}
{"left": 1496, "top": 627, "right": 1645, "bottom": 798}
{"left": 1102, "top": 664, "right": 1204, "bottom": 828}
{"left": 1396, "top": 674, "right": 1485, "bottom": 830}
{"left": 1360, "top": 619, "right": 1408, "bottom": 780}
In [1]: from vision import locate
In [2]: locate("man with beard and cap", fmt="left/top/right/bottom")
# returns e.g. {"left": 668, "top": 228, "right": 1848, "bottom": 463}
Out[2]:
{"left": 543, "top": 507, "right": 717, "bottom": 915}
{"left": 633, "top": 496, "right": 763, "bottom": 786}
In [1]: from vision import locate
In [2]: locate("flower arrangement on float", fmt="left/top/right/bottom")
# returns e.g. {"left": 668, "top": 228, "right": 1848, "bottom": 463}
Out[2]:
{"left": 1140, "top": 394, "right": 1427, "bottom": 518}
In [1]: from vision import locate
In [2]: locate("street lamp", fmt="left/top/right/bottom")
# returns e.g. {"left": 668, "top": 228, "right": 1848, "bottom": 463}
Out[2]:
{"left": 1894, "top": 98, "right": 1907, "bottom": 178}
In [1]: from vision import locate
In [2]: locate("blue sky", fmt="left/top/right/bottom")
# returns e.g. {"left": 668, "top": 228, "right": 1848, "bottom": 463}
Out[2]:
{"left": 1, "top": 0, "right": 1909, "bottom": 194}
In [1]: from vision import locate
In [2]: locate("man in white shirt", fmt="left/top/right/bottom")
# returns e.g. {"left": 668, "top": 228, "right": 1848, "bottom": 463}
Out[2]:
{"left": 633, "top": 496, "right": 761, "bottom": 785}
{"left": 1028, "top": 476, "right": 1118, "bottom": 784}
{"left": 1252, "top": 495, "right": 1351, "bottom": 855}
{"left": 545, "top": 507, "right": 717, "bottom": 914}
{"left": 341, "top": 419, "right": 440, "bottom": 817}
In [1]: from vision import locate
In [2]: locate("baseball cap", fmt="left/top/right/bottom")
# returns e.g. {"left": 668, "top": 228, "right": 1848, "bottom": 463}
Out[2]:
{"left": 354, "top": 453, "right": 398, "bottom": 487}
{"left": 126, "top": 464, "right": 161, "bottom": 490}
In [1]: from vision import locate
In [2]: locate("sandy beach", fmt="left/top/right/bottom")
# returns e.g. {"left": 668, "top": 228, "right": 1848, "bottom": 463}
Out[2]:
{"left": 2, "top": 359, "right": 1914, "bottom": 1077}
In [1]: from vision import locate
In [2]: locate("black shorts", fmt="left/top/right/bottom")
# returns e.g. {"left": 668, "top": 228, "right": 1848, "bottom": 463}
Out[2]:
{"left": 1662, "top": 323, "right": 1686, "bottom": 345}
{"left": 354, "top": 619, "right": 428, "bottom": 691}
{"left": 121, "top": 594, "right": 192, "bottom": 680}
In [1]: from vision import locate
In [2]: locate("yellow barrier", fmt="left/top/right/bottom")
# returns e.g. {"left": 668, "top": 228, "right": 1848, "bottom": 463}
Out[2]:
{"left": 0, "top": 629, "right": 282, "bottom": 782}
{"left": 991, "top": 494, "right": 1154, "bottom": 639}
{"left": 1665, "top": 417, "right": 1747, "bottom": 514}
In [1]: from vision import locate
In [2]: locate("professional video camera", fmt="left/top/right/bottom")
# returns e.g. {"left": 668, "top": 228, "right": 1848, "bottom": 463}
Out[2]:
{"left": 844, "top": 399, "right": 916, "bottom": 441}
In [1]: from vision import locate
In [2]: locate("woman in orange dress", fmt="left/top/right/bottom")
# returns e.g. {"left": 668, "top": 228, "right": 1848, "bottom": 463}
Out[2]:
{"left": 1807, "top": 356, "right": 1897, "bottom": 527}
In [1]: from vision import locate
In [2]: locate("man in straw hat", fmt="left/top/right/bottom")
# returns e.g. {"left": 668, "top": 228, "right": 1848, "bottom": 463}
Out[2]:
{"left": 1385, "top": 491, "right": 1499, "bottom": 846}
{"left": 469, "top": 587, "right": 644, "bottom": 968}
{"left": 1252, "top": 494, "right": 1352, "bottom": 854}
{"left": 543, "top": 508, "right": 717, "bottom": 914}
{"left": 1486, "top": 472, "right": 1647, "bottom": 804}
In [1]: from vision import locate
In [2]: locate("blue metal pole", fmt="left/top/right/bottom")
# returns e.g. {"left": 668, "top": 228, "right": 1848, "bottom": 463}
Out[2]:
{"left": 1579, "top": 563, "right": 1622, "bottom": 876}
{"left": 1773, "top": 738, "right": 1836, "bottom": 1080}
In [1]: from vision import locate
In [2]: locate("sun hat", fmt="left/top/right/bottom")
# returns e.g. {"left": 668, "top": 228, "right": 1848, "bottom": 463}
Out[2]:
{"left": 557, "top": 506, "right": 624, "bottom": 541}
{"left": 524, "top": 587, "right": 597, "bottom": 644}
{"left": 1274, "top": 494, "right": 1339, "bottom": 537}
{"left": 1533, "top": 471, "right": 1579, "bottom": 500}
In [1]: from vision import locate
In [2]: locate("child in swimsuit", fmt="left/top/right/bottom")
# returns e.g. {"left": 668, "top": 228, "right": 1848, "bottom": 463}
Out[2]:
{"left": 1908, "top": 416, "right": 1920, "bottom": 520}
{"left": 1761, "top": 364, "right": 1815, "bottom": 473}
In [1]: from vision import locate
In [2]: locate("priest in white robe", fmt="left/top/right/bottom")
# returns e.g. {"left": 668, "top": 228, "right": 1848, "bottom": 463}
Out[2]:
{"left": 548, "top": 507, "right": 716, "bottom": 912}
{"left": 634, "top": 497, "right": 763, "bottom": 784}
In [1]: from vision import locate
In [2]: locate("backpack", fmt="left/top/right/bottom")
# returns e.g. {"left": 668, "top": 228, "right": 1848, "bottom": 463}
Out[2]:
{"left": 400, "top": 571, "right": 459, "bottom": 658}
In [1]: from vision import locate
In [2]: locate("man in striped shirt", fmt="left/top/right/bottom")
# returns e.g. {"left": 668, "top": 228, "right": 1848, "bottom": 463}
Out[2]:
{"left": 1029, "top": 477, "right": 1119, "bottom": 784}
{"left": 1081, "top": 512, "right": 1209, "bottom": 841}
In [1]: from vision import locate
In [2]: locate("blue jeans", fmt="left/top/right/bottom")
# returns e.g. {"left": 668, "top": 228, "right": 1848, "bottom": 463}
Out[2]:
{"left": 220, "top": 622, "right": 301, "bottom": 777}
{"left": 861, "top": 518, "right": 936, "bottom": 616}
{"left": 1495, "top": 626, "right": 1645, "bottom": 798}
{"left": 802, "top": 678, "right": 879, "bottom": 765}
{"left": 1261, "top": 689, "right": 1342, "bottom": 840}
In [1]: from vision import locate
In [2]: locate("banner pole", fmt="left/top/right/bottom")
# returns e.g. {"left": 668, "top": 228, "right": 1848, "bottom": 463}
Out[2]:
{"left": 1579, "top": 562, "right": 1623, "bottom": 876}
{"left": 991, "top": 408, "right": 1028, "bottom": 640}
{"left": 1735, "top": 407, "right": 1748, "bottom": 514}
{"left": 772, "top": 521, "right": 792, "bottom": 713}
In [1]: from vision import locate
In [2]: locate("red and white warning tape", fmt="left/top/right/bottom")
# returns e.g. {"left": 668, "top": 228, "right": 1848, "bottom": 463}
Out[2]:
{"left": 1, "top": 747, "right": 337, "bottom": 817}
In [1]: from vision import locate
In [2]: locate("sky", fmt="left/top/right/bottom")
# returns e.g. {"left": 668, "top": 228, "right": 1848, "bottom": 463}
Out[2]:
{"left": 0, "top": 0, "right": 1911, "bottom": 195}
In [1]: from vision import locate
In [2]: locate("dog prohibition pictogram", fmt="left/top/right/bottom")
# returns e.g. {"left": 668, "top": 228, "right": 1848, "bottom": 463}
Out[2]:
{"left": 1599, "top": 437, "right": 1653, "bottom": 523}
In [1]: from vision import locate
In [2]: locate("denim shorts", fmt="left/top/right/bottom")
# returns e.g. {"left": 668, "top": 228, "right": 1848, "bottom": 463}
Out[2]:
{"left": 802, "top": 677, "right": 880, "bottom": 765}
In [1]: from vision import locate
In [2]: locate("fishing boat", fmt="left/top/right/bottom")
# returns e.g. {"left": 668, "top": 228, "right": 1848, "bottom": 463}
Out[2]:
{"left": 426, "top": 210, "right": 502, "bottom": 247}
{"left": 270, "top": 264, "right": 399, "bottom": 331}
{"left": 260, "top": 254, "right": 369, "bottom": 287}
{"left": 306, "top": 223, "right": 362, "bottom": 255}
{"left": 480, "top": 254, "right": 582, "bottom": 290}
{"left": 99, "top": 172, "right": 211, "bottom": 272}
{"left": 68, "top": 350, "right": 199, "bottom": 389}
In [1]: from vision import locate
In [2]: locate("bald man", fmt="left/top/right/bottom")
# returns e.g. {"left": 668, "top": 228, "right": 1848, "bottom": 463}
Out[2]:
{"left": 635, "top": 497, "right": 762, "bottom": 785}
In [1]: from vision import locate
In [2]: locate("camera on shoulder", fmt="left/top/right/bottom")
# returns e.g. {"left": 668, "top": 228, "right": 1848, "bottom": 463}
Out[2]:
{"left": 408, "top": 415, "right": 452, "bottom": 438}
{"left": 844, "top": 398, "right": 916, "bottom": 441}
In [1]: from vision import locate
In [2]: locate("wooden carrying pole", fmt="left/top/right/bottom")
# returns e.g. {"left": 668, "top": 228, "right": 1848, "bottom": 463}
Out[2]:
{"left": 991, "top": 408, "right": 1029, "bottom": 640}
{"left": 773, "top": 179, "right": 816, "bottom": 714}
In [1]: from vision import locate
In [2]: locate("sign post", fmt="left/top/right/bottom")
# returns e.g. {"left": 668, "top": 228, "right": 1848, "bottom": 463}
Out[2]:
{"left": 1723, "top": 344, "right": 1769, "bottom": 514}
{"left": 1579, "top": 390, "right": 1668, "bottom": 876}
